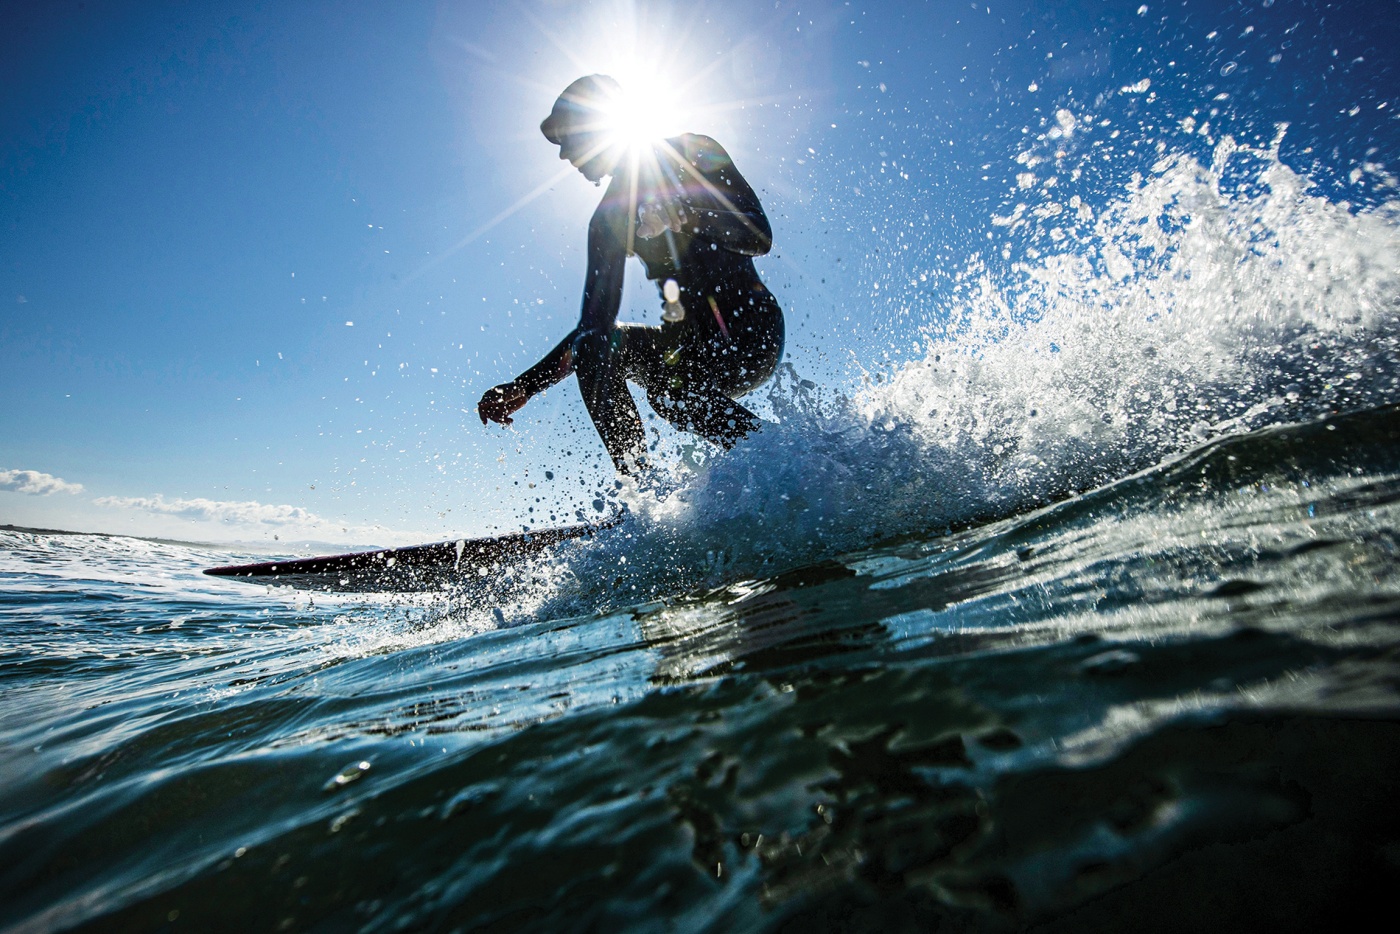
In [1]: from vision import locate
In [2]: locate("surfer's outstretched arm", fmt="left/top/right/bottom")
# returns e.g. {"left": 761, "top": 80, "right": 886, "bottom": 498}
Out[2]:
{"left": 477, "top": 332, "right": 575, "bottom": 425}
{"left": 478, "top": 197, "right": 628, "bottom": 427}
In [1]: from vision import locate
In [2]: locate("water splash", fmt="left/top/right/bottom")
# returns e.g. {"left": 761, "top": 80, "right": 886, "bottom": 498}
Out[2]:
{"left": 525, "top": 128, "right": 1400, "bottom": 613}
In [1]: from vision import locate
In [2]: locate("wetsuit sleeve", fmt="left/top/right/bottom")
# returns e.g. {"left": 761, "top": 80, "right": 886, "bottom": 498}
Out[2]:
{"left": 577, "top": 207, "right": 627, "bottom": 332}
{"left": 513, "top": 331, "right": 578, "bottom": 396}
{"left": 672, "top": 135, "right": 773, "bottom": 256}
{"left": 512, "top": 205, "right": 627, "bottom": 397}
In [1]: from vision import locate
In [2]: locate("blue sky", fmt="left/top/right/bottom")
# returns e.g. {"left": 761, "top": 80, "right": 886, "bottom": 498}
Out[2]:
{"left": 2, "top": 0, "right": 1395, "bottom": 545}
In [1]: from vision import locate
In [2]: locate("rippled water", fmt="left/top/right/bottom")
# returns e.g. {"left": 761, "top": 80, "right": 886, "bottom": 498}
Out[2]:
{"left": 3, "top": 402, "right": 1399, "bottom": 932}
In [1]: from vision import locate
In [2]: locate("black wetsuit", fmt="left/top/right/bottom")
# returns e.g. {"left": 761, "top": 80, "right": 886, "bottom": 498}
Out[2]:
{"left": 513, "top": 134, "right": 783, "bottom": 470}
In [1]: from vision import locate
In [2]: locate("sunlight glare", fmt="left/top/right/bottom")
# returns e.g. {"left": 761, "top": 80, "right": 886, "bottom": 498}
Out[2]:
{"left": 598, "top": 74, "right": 685, "bottom": 152}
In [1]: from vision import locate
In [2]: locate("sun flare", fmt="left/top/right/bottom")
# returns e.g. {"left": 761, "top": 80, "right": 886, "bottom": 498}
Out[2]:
{"left": 596, "top": 77, "right": 685, "bottom": 152}
{"left": 419, "top": 5, "right": 765, "bottom": 275}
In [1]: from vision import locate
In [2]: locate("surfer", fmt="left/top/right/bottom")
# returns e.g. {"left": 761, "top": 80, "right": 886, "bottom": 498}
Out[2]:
{"left": 477, "top": 75, "right": 783, "bottom": 473}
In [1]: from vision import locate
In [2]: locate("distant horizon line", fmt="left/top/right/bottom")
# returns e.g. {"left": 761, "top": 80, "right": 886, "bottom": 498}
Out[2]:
{"left": 0, "top": 523, "right": 389, "bottom": 556}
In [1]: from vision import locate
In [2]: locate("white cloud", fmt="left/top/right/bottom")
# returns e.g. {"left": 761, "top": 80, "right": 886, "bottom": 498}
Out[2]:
{"left": 92, "top": 494, "right": 320, "bottom": 526}
{"left": 83, "top": 492, "right": 424, "bottom": 547}
{"left": 0, "top": 469, "right": 84, "bottom": 496}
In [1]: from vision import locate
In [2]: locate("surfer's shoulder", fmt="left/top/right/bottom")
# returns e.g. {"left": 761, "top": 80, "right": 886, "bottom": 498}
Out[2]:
{"left": 668, "top": 133, "right": 735, "bottom": 174}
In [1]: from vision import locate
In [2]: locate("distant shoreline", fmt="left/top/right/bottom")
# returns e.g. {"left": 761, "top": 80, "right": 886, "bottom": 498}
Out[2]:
{"left": 1, "top": 523, "right": 229, "bottom": 550}
{"left": 0, "top": 524, "right": 383, "bottom": 555}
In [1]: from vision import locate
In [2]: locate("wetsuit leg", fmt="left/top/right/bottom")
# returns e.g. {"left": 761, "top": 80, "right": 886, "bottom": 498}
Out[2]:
{"left": 644, "top": 384, "right": 761, "bottom": 448}
{"left": 575, "top": 301, "right": 779, "bottom": 468}
{"left": 572, "top": 329, "right": 647, "bottom": 471}
{"left": 634, "top": 294, "right": 781, "bottom": 448}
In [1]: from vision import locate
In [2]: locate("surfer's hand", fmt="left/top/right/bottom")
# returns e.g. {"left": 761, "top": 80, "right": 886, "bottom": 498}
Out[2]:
{"left": 637, "top": 202, "right": 685, "bottom": 240}
{"left": 478, "top": 382, "right": 528, "bottom": 426}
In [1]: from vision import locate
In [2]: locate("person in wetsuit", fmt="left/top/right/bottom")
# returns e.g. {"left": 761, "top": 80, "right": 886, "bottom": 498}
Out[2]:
{"left": 477, "top": 74, "right": 783, "bottom": 473}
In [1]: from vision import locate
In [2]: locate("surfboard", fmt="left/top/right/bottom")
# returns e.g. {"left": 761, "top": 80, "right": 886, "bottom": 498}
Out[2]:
{"left": 203, "top": 518, "right": 618, "bottom": 593}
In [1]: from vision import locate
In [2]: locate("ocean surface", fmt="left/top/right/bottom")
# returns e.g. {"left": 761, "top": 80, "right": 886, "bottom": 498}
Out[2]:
{"left": 5, "top": 395, "right": 1400, "bottom": 932}
{"left": 6, "top": 28, "right": 1400, "bottom": 933}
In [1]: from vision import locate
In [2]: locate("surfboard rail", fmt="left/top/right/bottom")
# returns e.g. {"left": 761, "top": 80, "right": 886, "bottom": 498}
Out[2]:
{"left": 203, "top": 517, "right": 618, "bottom": 593}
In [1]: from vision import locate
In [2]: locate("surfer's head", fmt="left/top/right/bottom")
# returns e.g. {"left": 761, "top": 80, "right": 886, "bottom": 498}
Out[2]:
{"left": 541, "top": 74, "right": 625, "bottom": 183}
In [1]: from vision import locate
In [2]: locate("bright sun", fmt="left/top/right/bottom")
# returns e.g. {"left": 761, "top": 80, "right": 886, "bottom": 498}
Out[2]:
{"left": 597, "top": 76, "right": 685, "bottom": 151}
